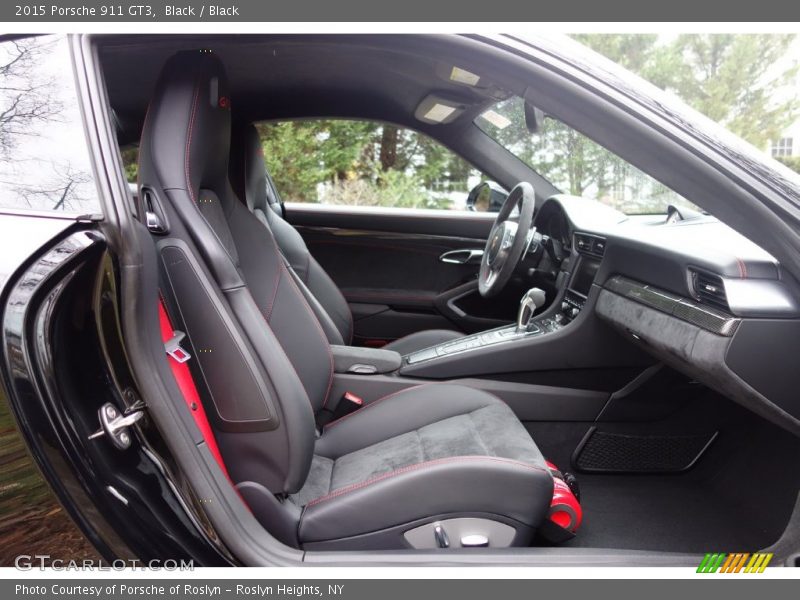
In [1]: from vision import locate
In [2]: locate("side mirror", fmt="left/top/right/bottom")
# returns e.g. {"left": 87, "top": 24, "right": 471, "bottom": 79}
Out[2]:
{"left": 665, "top": 203, "right": 704, "bottom": 223}
{"left": 466, "top": 182, "right": 508, "bottom": 213}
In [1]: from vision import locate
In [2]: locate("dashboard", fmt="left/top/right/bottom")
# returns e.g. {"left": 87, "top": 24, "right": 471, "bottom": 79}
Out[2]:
{"left": 535, "top": 194, "right": 800, "bottom": 436}
{"left": 541, "top": 210, "right": 571, "bottom": 251}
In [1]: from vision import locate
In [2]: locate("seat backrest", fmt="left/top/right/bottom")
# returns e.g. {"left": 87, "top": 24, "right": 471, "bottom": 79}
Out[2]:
{"left": 137, "top": 51, "right": 325, "bottom": 495}
{"left": 230, "top": 122, "right": 283, "bottom": 217}
{"left": 230, "top": 123, "right": 353, "bottom": 344}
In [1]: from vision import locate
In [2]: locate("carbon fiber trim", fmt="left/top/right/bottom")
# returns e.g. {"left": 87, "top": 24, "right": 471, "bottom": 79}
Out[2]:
{"left": 604, "top": 275, "right": 740, "bottom": 336}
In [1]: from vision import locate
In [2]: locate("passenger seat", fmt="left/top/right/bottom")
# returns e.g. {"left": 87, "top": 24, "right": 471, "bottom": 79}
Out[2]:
{"left": 136, "top": 50, "right": 554, "bottom": 550}
{"left": 229, "top": 122, "right": 463, "bottom": 353}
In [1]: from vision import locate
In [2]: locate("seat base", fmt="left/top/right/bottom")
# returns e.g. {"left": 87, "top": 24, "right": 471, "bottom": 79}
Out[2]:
{"left": 303, "top": 513, "right": 536, "bottom": 551}
{"left": 291, "top": 383, "right": 554, "bottom": 549}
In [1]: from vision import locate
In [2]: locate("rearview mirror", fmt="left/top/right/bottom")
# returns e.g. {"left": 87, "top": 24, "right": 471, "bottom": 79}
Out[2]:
{"left": 524, "top": 102, "right": 545, "bottom": 134}
{"left": 466, "top": 182, "right": 508, "bottom": 213}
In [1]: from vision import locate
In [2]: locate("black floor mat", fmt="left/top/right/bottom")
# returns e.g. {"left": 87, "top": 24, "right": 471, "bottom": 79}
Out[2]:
{"left": 563, "top": 475, "right": 772, "bottom": 552}
{"left": 526, "top": 395, "right": 800, "bottom": 554}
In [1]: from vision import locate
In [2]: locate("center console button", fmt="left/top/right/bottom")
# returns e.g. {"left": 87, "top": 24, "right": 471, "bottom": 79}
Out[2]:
{"left": 479, "top": 331, "right": 500, "bottom": 344}
{"left": 526, "top": 323, "right": 542, "bottom": 334}
{"left": 441, "top": 341, "right": 469, "bottom": 354}
{"left": 407, "top": 348, "right": 438, "bottom": 364}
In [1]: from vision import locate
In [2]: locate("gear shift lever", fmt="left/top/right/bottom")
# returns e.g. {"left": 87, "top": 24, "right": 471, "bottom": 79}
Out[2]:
{"left": 517, "top": 288, "right": 546, "bottom": 333}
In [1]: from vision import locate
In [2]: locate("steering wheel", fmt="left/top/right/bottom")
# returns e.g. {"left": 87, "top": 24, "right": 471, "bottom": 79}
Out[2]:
{"left": 478, "top": 182, "right": 536, "bottom": 298}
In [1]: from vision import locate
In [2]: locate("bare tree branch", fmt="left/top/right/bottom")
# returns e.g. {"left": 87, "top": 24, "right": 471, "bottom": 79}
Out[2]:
{"left": 0, "top": 38, "right": 62, "bottom": 156}
{"left": 10, "top": 162, "right": 92, "bottom": 211}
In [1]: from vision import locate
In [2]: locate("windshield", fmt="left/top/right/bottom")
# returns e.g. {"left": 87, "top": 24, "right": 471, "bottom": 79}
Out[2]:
{"left": 475, "top": 97, "right": 698, "bottom": 215}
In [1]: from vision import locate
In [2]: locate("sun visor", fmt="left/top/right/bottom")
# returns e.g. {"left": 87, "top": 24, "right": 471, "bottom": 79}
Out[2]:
{"left": 434, "top": 63, "right": 513, "bottom": 101}
{"left": 414, "top": 94, "right": 468, "bottom": 125}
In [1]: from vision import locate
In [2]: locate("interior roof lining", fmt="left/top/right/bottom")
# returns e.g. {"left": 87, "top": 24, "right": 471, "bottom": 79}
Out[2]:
{"left": 99, "top": 35, "right": 515, "bottom": 146}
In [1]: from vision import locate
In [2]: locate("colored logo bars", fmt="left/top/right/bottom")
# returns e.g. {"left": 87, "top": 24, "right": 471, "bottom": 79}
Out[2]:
{"left": 697, "top": 553, "right": 773, "bottom": 573}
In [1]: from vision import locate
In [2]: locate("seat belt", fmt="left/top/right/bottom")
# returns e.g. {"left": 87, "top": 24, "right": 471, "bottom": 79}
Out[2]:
{"left": 139, "top": 185, "right": 235, "bottom": 484}
{"left": 315, "top": 391, "right": 363, "bottom": 429}
{"left": 158, "top": 299, "right": 231, "bottom": 482}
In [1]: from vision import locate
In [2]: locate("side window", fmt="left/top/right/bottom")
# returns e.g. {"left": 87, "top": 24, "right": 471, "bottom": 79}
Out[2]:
{"left": 0, "top": 36, "right": 99, "bottom": 214}
{"left": 257, "top": 120, "right": 486, "bottom": 211}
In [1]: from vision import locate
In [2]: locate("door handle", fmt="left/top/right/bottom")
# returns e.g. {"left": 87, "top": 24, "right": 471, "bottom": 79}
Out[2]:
{"left": 439, "top": 249, "right": 484, "bottom": 264}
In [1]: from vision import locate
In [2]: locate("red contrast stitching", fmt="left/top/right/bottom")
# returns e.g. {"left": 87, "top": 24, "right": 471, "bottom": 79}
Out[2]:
{"left": 305, "top": 456, "right": 547, "bottom": 508}
{"left": 736, "top": 257, "right": 748, "bottom": 279}
{"left": 319, "top": 262, "right": 354, "bottom": 343}
{"left": 279, "top": 261, "right": 335, "bottom": 408}
{"left": 260, "top": 208, "right": 333, "bottom": 407}
{"left": 260, "top": 211, "right": 287, "bottom": 323}
{"left": 184, "top": 84, "right": 201, "bottom": 204}
{"left": 263, "top": 250, "right": 282, "bottom": 322}
{"left": 323, "top": 382, "right": 440, "bottom": 430}
{"left": 255, "top": 304, "right": 316, "bottom": 412}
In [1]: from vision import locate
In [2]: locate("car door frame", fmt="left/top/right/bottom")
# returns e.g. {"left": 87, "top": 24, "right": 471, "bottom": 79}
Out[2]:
{"left": 71, "top": 31, "right": 756, "bottom": 567}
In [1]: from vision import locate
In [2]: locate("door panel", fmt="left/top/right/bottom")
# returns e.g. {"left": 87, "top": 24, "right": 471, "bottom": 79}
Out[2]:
{"left": 285, "top": 203, "right": 517, "bottom": 343}
{"left": 286, "top": 203, "right": 496, "bottom": 238}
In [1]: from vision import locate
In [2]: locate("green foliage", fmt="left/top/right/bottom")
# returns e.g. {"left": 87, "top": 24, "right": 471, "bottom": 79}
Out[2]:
{"left": 577, "top": 34, "right": 799, "bottom": 149}
{"left": 776, "top": 155, "right": 800, "bottom": 174}
{"left": 257, "top": 121, "right": 334, "bottom": 201}
{"left": 495, "top": 33, "right": 800, "bottom": 213}
{"left": 572, "top": 34, "right": 660, "bottom": 73}
{"left": 257, "top": 120, "right": 477, "bottom": 207}
{"left": 324, "top": 169, "right": 452, "bottom": 210}
{"left": 120, "top": 147, "right": 138, "bottom": 183}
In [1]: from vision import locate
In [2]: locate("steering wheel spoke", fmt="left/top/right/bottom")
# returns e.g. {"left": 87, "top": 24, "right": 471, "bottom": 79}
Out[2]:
{"left": 480, "top": 263, "right": 498, "bottom": 288}
{"left": 478, "top": 182, "right": 536, "bottom": 298}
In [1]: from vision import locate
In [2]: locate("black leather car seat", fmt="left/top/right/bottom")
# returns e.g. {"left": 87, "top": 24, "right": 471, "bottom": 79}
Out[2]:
{"left": 229, "top": 122, "right": 463, "bottom": 353}
{"left": 137, "top": 50, "right": 553, "bottom": 550}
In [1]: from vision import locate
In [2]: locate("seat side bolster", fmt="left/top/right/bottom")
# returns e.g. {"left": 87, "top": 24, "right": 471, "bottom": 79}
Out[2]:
{"left": 298, "top": 457, "right": 553, "bottom": 543}
{"left": 305, "top": 255, "right": 354, "bottom": 345}
{"left": 285, "top": 265, "right": 345, "bottom": 346}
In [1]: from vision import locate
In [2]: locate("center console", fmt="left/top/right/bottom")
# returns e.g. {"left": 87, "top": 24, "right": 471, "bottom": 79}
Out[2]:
{"left": 540, "top": 250, "right": 601, "bottom": 332}
{"left": 406, "top": 322, "right": 544, "bottom": 364}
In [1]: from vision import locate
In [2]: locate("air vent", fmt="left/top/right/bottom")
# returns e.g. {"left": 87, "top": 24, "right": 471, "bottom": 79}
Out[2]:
{"left": 574, "top": 233, "right": 606, "bottom": 259}
{"left": 691, "top": 269, "right": 729, "bottom": 312}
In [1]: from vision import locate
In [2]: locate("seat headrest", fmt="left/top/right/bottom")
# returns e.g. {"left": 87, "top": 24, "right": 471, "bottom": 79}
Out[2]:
{"left": 230, "top": 122, "right": 281, "bottom": 214}
{"left": 139, "top": 50, "right": 232, "bottom": 202}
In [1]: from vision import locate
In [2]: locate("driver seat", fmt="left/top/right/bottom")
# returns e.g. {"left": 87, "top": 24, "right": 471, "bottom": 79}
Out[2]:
{"left": 137, "top": 50, "right": 555, "bottom": 550}
{"left": 229, "top": 122, "right": 462, "bottom": 355}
